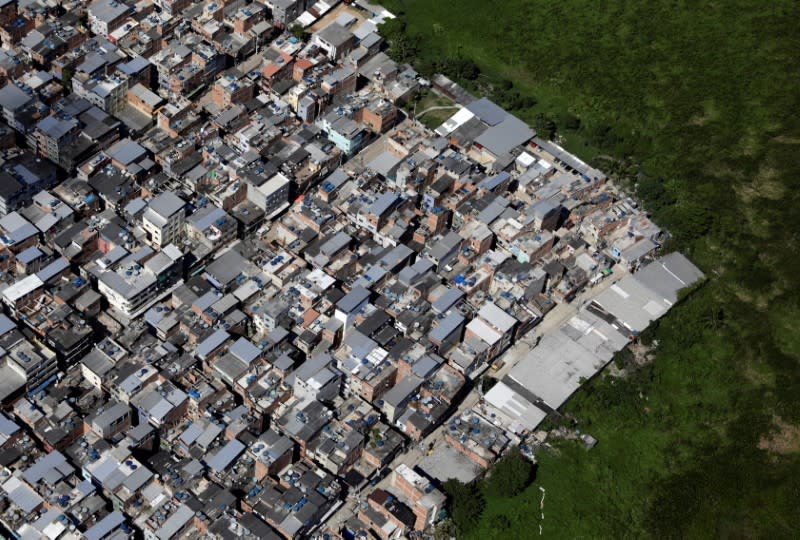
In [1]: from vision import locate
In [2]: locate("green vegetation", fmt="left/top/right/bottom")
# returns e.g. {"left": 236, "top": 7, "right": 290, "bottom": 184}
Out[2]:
{"left": 402, "top": 89, "right": 459, "bottom": 130}
{"left": 479, "top": 375, "right": 497, "bottom": 394}
{"left": 439, "top": 448, "right": 535, "bottom": 537}
{"left": 442, "top": 478, "right": 485, "bottom": 534}
{"left": 380, "top": 0, "right": 800, "bottom": 536}
{"left": 289, "top": 24, "right": 306, "bottom": 41}
{"left": 484, "top": 447, "right": 534, "bottom": 499}
{"left": 60, "top": 68, "right": 74, "bottom": 92}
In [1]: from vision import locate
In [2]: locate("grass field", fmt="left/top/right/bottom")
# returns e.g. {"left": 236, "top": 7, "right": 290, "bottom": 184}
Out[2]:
{"left": 379, "top": 0, "right": 800, "bottom": 537}
{"left": 401, "top": 89, "right": 459, "bottom": 130}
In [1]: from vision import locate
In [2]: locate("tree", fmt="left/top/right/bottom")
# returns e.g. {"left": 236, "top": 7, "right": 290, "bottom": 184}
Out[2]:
{"left": 443, "top": 479, "right": 485, "bottom": 534}
{"left": 587, "top": 122, "right": 620, "bottom": 150}
{"left": 492, "top": 84, "right": 538, "bottom": 111}
{"left": 438, "top": 56, "right": 480, "bottom": 80}
{"left": 701, "top": 307, "right": 726, "bottom": 331}
{"left": 379, "top": 19, "right": 420, "bottom": 63}
{"left": 388, "top": 33, "right": 420, "bottom": 63}
{"left": 534, "top": 113, "right": 557, "bottom": 140}
{"left": 635, "top": 175, "right": 674, "bottom": 211}
{"left": 480, "top": 376, "right": 497, "bottom": 393}
{"left": 378, "top": 18, "right": 406, "bottom": 39}
{"left": 558, "top": 112, "right": 582, "bottom": 131}
{"left": 485, "top": 447, "right": 534, "bottom": 498}
{"left": 415, "top": 58, "right": 437, "bottom": 77}
{"left": 613, "top": 346, "right": 635, "bottom": 370}
{"left": 289, "top": 24, "right": 305, "bottom": 40}
{"left": 61, "top": 68, "right": 74, "bottom": 91}
{"left": 490, "top": 514, "right": 512, "bottom": 531}
{"left": 433, "top": 518, "right": 458, "bottom": 540}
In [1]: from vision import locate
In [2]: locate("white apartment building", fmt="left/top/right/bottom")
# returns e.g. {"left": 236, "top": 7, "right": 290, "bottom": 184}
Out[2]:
{"left": 95, "top": 245, "right": 183, "bottom": 318}
{"left": 246, "top": 173, "right": 290, "bottom": 219}
{"left": 142, "top": 191, "right": 186, "bottom": 248}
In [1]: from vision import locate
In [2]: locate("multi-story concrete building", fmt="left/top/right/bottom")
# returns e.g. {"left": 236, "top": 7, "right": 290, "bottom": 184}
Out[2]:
{"left": 34, "top": 115, "right": 79, "bottom": 168}
{"left": 127, "top": 83, "right": 164, "bottom": 118}
{"left": 185, "top": 205, "right": 237, "bottom": 252}
{"left": 318, "top": 113, "right": 367, "bottom": 156}
{"left": 4, "top": 332, "right": 58, "bottom": 393}
{"left": 142, "top": 191, "right": 186, "bottom": 248}
{"left": 264, "top": 0, "right": 306, "bottom": 28}
{"left": 152, "top": 0, "right": 190, "bottom": 17}
{"left": 87, "top": 0, "right": 132, "bottom": 36}
{"left": 212, "top": 72, "right": 254, "bottom": 109}
{"left": 246, "top": 173, "right": 290, "bottom": 219}
{"left": 334, "top": 286, "right": 370, "bottom": 337}
{"left": 73, "top": 73, "right": 129, "bottom": 114}
{"left": 312, "top": 23, "right": 356, "bottom": 61}
{"left": 94, "top": 245, "right": 183, "bottom": 318}
{"left": 0, "top": 82, "right": 34, "bottom": 132}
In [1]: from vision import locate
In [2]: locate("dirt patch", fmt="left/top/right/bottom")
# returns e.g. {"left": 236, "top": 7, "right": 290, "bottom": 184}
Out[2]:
{"left": 736, "top": 165, "right": 785, "bottom": 203}
{"left": 688, "top": 100, "right": 719, "bottom": 126}
{"left": 742, "top": 362, "right": 775, "bottom": 387}
{"left": 772, "top": 135, "right": 800, "bottom": 145}
{"left": 758, "top": 416, "right": 800, "bottom": 455}
{"left": 630, "top": 342, "right": 656, "bottom": 366}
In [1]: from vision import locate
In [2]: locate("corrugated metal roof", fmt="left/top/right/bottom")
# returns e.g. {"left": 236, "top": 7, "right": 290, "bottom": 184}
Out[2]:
{"left": 431, "top": 287, "right": 463, "bottom": 314}
{"left": 195, "top": 329, "right": 230, "bottom": 359}
{"left": 429, "top": 311, "right": 464, "bottom": 342}
{"left": 146, "top": 190, "right": 185, "bottom": 218}
{"left": 3, "top": 476, "right": 43, "bottom": 513}
{"left": 368, "top": 191, "right": 400, "bottom": 217}
{"left": 85, "top": 511, "right": 125, "bottom": 540}
{"left": 478, "top": 302, "right": 517, "bottom": 332}
{"left": 108, "top": 138, "right": 146, "bottom": 166}
{"left": 465, "top": 97, "right": 507, "bottom": 126}
{"left": 229, "top": 337, "right": 261, "bottom": 364}
{"left": 205, "top": 439, "right": 245, "bottom": 472}
{"left": 336, "top": 286, "right": 370, "bottom": 314}
{"left": 466, "top": 317, "right": 502, "bottom": 346}
{"left": 156, "top": 503, "right": 193, "bottom": 540}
